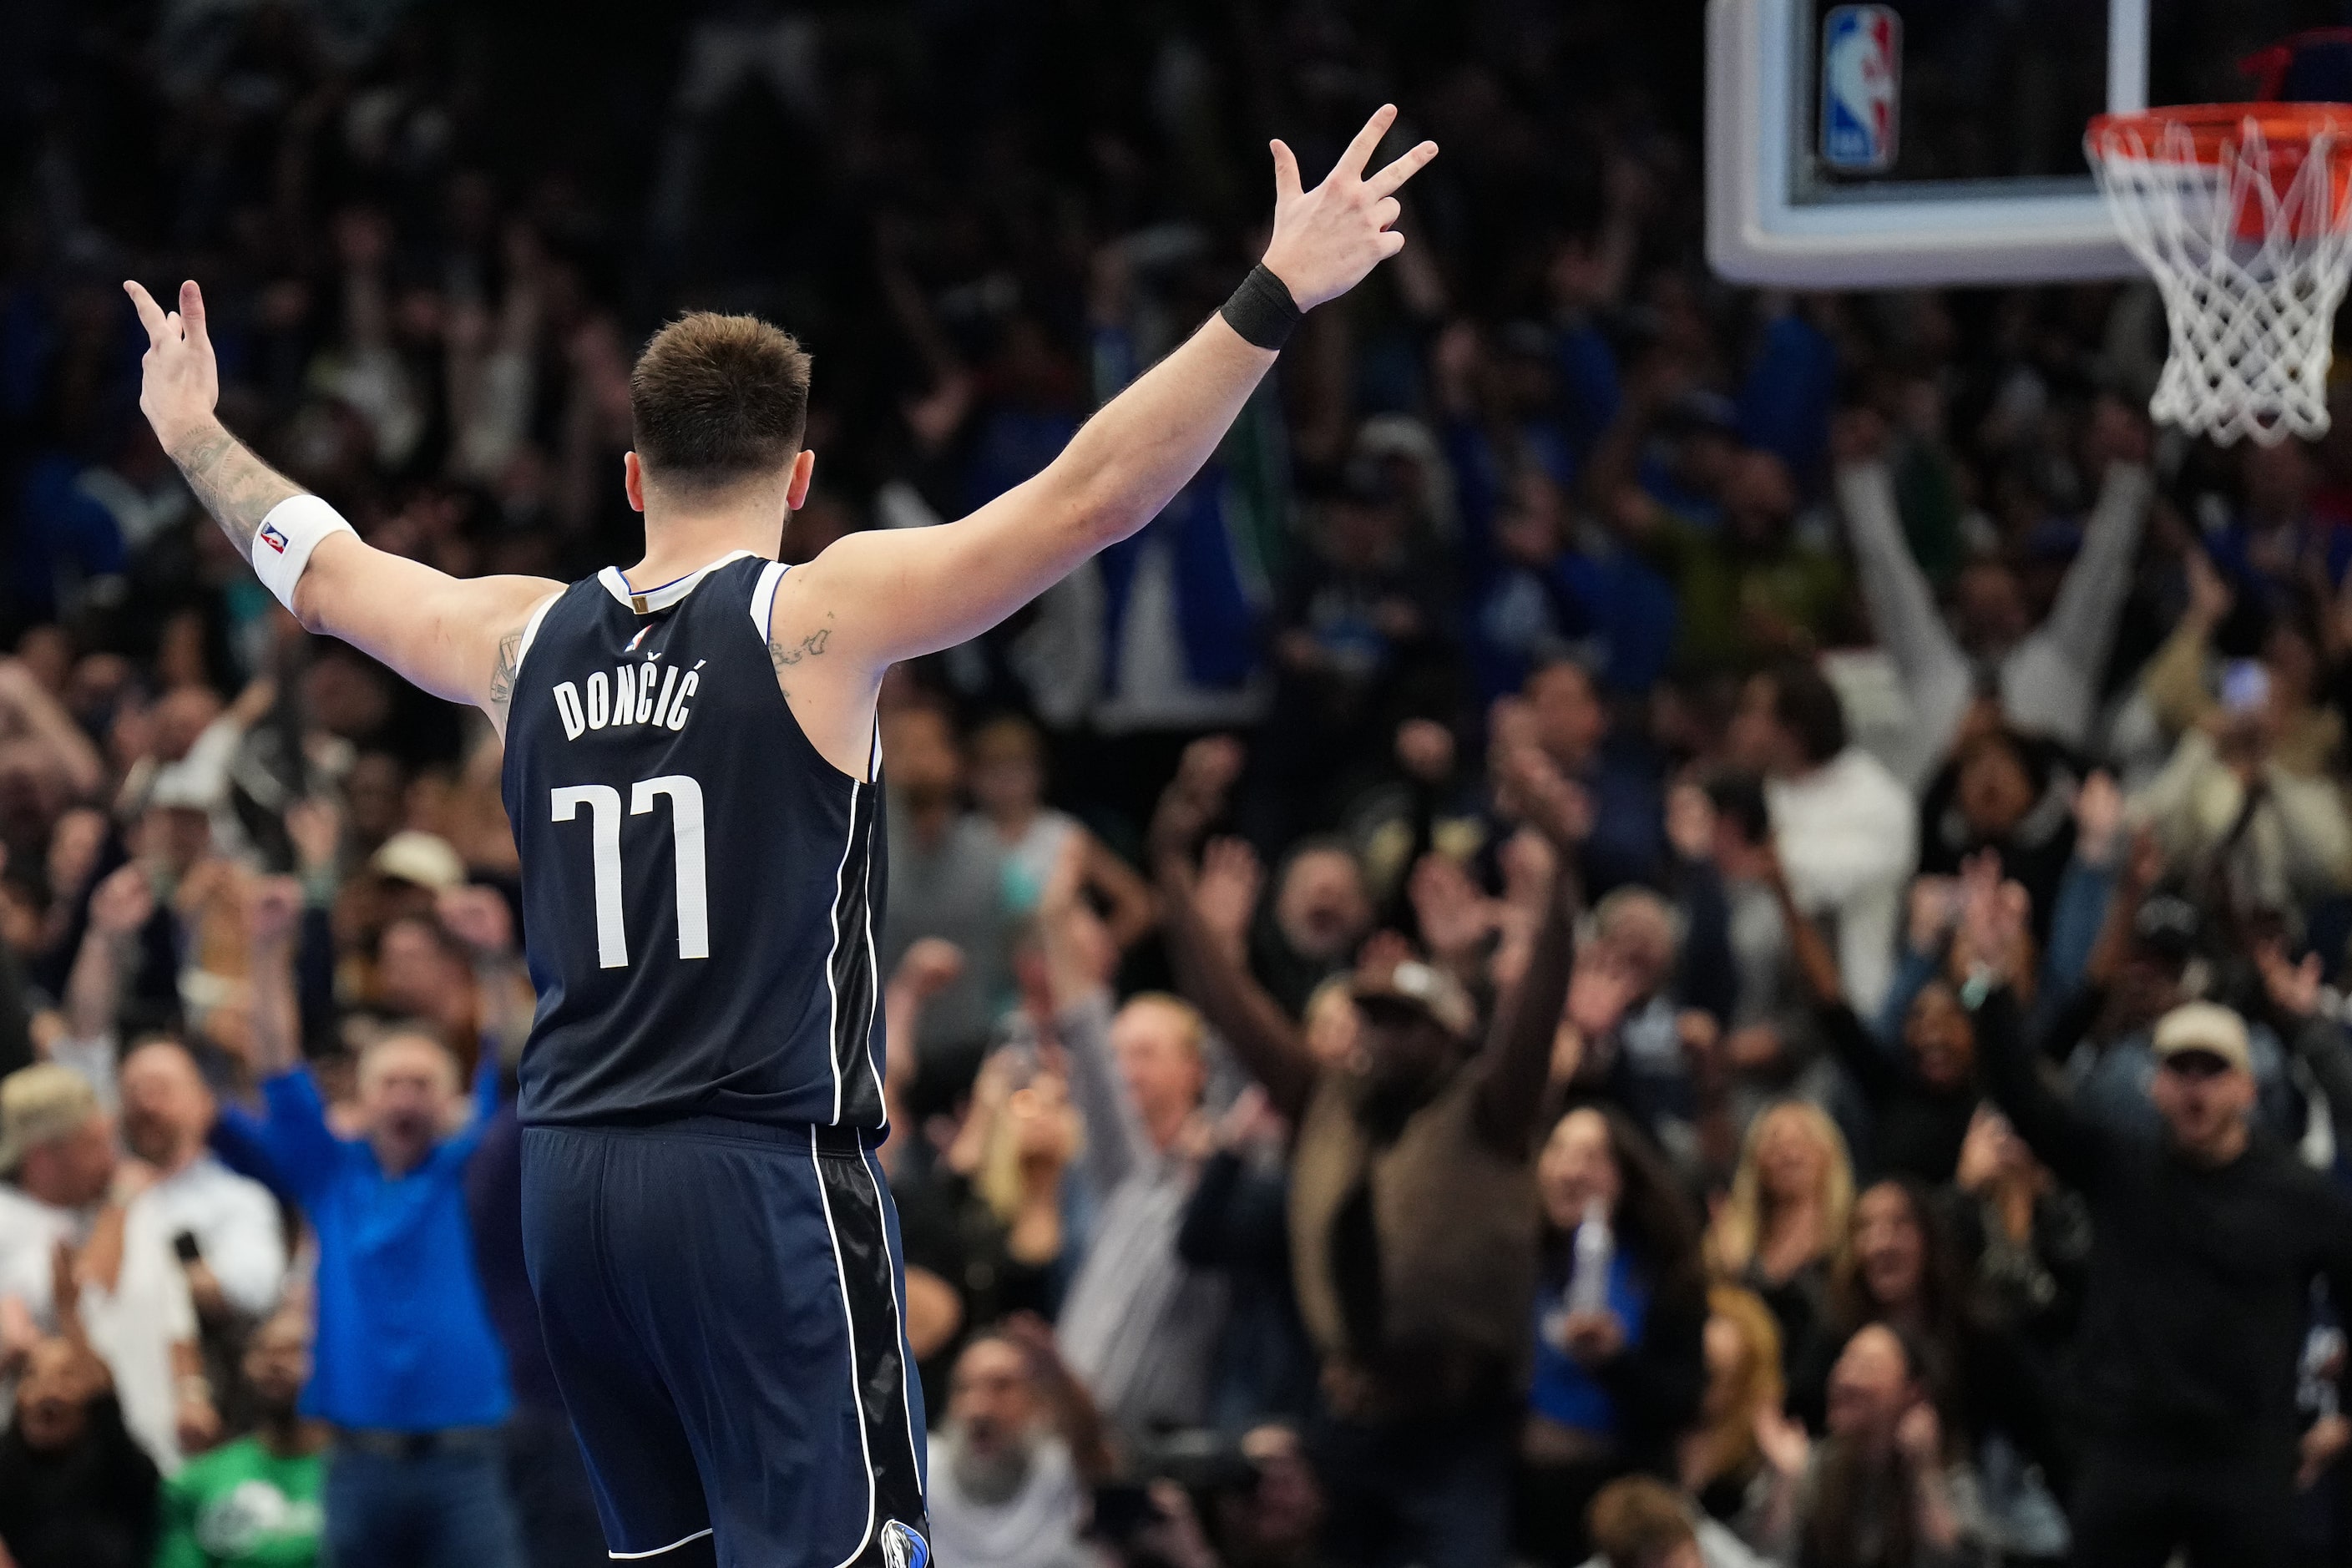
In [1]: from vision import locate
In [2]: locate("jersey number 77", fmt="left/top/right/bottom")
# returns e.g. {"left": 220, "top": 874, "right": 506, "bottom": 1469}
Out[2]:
{"left": 550, "top": 775, "right": 709, "bottom": 969}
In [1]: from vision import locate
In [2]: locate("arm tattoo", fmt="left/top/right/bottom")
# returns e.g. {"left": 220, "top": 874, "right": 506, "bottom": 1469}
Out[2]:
{"left": 768, "top": 613, "right": 836, "bottom": 670}
{"left": 169, "top": 422, "right": 305, "bottom": 563}
{"left": 488, "top": 628, "right": 525, "bottom": 716}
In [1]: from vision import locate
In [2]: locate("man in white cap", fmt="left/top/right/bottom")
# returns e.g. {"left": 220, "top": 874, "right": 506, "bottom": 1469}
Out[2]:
{"left": 1972, "top": 989, "right": 2352, "bottom": 1568}
{"left": 0, "top": 1062, "right": 218, "bottom": 1474}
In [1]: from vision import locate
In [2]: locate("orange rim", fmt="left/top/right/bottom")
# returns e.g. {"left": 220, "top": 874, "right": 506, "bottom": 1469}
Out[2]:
{"left": 2087, "top": 102, "right": 2352, "bottom": 164}
{"left": 2086, "top": 104, "right": 2352, "bottom": 242}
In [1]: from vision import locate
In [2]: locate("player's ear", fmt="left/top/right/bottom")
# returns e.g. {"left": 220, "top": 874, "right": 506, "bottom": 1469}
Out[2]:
{"left": 623, "top": 452, "right": 647, "bottom": 514}
{"left": 785, "top": 448, "right": 815, "bottom": 512}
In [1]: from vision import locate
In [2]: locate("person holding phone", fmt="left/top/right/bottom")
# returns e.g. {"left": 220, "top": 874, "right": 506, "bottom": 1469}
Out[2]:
{"left": 117, "top": 1039, "right": 286, "bottom": 1328}
{"left": 2133, "top": 627, "right": 2352, "bottom": 918}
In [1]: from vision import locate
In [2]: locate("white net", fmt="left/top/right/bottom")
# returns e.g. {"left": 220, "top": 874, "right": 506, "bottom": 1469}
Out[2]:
{"left": 2087, "top": 113, "right": 2352, "bottom": 447}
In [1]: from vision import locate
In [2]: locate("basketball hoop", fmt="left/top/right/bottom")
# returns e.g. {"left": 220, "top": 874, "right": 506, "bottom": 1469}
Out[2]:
{"left": 2086, "top": 104, "right": 2352, "bottom": 447}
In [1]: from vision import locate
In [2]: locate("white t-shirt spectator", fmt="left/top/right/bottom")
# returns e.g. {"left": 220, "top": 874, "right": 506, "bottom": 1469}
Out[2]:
{"left": 924, "top": 1433, "right": 1091, "bottom": 1568}
{"left": 0, "top": 1183, "right": 200, "bottom": 1474}
{"left": 1768, "top": 746, "right": 1917, "bottom": 1017}
{"left": 143, "top": 1154, "right": 287, "bottom": 1320}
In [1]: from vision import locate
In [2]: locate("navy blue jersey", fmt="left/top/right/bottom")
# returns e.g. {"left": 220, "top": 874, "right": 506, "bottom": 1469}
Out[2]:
{"left": 501, "top": 551, "right": 888, "bottom": 1130}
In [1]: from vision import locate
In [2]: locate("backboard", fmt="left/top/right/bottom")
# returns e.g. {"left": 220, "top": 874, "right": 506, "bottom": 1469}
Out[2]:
{"left": 1707, "top": 0, "right": 2352, "bottom": 286}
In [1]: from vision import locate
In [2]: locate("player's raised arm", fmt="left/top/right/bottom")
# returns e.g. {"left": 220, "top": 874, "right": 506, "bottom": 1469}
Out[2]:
{"left": 774, "top": 105, "right": 1437, "bottom": 672}
{"left": 123, "top": 279, "right": 561, "bottom": 731}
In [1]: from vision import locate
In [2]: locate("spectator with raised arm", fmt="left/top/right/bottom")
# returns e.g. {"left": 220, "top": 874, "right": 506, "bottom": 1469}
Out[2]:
{"left": 2131, "top": 655, "right": 2352, "bottom": 918}
{"left": 0, "top": 1064, "right": 215, "bottom": 1474}
{"left": 46, "top": 864, "right": 164, "bottom": 1108}
{"left": 0, "top": 1269, "right": 161, "bottom": 1568}
{"left": 116, "top": 1040, "right": 286, "bottom": 1328}
{"left": 154, "top": 1310, "right": 326, "bottom": 1568}
{"left": 1517, "top": 659, "right": 1668, "bottom": 900}
{"left": 1177, "top": 1083, "right": 1319, "bottom": 1432}
{"left": 2141, "top": 549, "right": 2344, "bottom": 778}
{"left": 1591, "top": 373, "right": 1849, "bottom": 675}
{"left": 224, "top": 878, "right": 518, "bottom": 1568}
{"left": 1728, "top": 662, "right": 1916, "bottom": 1018}
{"left": 1970, "top": 912, "right": 2352, "bottom": 1566}
{"left": 1042, "top": 832, "right": 1227, "bottom": 1441}
{"left": 895, "top": 1036, "right": 1080, "bottom": 1416}
{"left": 1830, "top": 402, "right": 2152, "bottom": 791}
{"left": 1947, "top": 1107, "right": 2088, "bottom": 1374}
{"left": 1770, "top": 849, "right": 1981, "bottom": 1185}
{"left": 1153, "top": 733, "right": 1586, "bottom": 1568}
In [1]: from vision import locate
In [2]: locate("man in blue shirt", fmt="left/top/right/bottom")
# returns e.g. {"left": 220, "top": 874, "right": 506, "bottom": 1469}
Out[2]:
{"left": 230, "top": 877, "right": 519, "bottom": 1568}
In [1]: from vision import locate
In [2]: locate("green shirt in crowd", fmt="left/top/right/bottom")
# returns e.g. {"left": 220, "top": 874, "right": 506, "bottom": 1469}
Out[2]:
{"left": 154, "top": 1436, "right": 324, "bottom": 1568}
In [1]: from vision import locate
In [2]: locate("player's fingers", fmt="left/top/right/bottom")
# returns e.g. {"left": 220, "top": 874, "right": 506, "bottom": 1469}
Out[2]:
{"left": 1269, "top": 139, "right": 1302, "bottom": 202}
{"left": 1334, "top": 104, "right": 1399, "bottom": 182}
{"left": 123, "top": 281, "right": 170, "bottom": 345}
{"left": 1364, "top": 140, "right": 1439, "bottom": 199}
{"left": 180, "top": 280, "right": 210, "bottom": 345}
{"left": 1372, "top": 195, "right": 1401, "bottom": 230}
{"left": 1378, "top": 229, "right": 1407, "bottom": 258}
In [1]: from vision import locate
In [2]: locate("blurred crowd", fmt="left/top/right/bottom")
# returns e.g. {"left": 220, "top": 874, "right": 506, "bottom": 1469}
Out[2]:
{"left": 11, "top": 3, "right": 2352, "bottom": 1568}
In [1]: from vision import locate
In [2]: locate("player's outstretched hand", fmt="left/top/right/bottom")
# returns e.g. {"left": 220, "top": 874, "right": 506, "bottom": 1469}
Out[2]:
{"left": 1261, "top": 105, "right": 1439, "bottom": 311}
{"left": 123, "top": 280, "right": 220, "bottom": 454}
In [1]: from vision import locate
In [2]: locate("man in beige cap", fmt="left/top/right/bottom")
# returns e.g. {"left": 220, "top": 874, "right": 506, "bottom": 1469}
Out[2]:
{"left": 1974, "top": 986, "right": 2352, "bottom": 1568}
{"left": 0, "top": 1062, "right": 217, "bottom": 1474}
{"left": 2146, "top": 1000, "right": 2261, "bottom": 1164}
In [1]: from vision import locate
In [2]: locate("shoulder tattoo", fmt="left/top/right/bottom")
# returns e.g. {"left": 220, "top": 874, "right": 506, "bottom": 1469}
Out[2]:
{"left": 489, "top": 627, "right": 524, "bottom": 710}
{"left": 769, "top": 610, "right": 837, "bottom": 671}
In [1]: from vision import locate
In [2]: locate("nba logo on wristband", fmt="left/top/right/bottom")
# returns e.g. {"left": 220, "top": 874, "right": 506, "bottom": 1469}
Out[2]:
{"left": 259, "top": 523, "right": 290, "bottom": 554}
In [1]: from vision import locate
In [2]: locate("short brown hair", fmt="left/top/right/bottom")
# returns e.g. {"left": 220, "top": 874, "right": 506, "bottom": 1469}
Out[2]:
{"left": 1587, "top": 1477, "right": 1697, "bottom": 1568}
{"left": 630, "top": 311, "right": 812, "bottom": 492}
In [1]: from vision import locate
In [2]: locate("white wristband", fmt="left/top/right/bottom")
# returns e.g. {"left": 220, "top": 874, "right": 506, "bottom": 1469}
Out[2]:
{"left": 251, "top": 494, "right": 357, "bottom": 615}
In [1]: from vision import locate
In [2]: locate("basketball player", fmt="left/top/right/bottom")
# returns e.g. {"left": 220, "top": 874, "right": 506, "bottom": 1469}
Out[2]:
{"left": 124, "top": 107, "right": 1436, "bottom": 1567}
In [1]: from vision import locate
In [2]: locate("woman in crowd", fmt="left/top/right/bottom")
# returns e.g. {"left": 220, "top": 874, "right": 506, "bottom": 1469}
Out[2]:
{"left": 893, "top": 1044, "right": 1084, "bottom": 1414}
{"left": 1913, "top": 726, "right": 2077, "bottom": 941}
{"left": 1706, "top": 1100, "right": 1855, "bottom": 1387}
{"left": 1800, "top": 1181, "right": 1966, "bottom": 1423}
{"left": 1518, "top": 1103, "right": 1709, "bottom": 1565}
{"left": 1772, "top": 852, "right": 1980, "bottom": 1184}
{"left": 1746, "top": 1323, "right": 1986, "bottom": 1568}
{"left": 1947, "top": 1107, "right": 2089, "bottom": 1368}
{"left": 966, "top": 715, "right": 1156, "bottom": 945}
{"left": 1808, "top": 1177, "right": 2069, "bottom": 1559}
{"left": 1680, "top": 1285, "right": 1787, "bottom": 1525}
{"left": 0, "top": 1333, "right": 162, "bottom": 1568}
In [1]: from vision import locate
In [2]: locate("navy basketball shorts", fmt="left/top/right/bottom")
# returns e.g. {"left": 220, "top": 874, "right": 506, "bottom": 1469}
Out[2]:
{"left": 519, "top": 1117, "right": 930, "bottom": 1567}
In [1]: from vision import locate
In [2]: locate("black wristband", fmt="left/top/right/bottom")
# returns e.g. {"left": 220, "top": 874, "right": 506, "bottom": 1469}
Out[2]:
{"left": 1220, "top": 264, "right": 1303, "bottom": 351}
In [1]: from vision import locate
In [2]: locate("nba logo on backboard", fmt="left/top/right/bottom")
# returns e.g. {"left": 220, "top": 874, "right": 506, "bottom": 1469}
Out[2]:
{"left": 1820, "top": 4, "right": 1900, "bottom": 173}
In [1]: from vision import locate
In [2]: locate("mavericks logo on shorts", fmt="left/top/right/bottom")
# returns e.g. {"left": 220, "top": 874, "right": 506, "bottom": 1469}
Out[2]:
{"left": 259, "top": 523, "right": 291, "bottom": 554}
{"left": 879, "top": 1520, "right": 928, "bottom": 1568}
